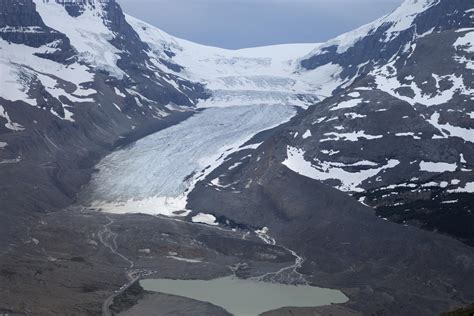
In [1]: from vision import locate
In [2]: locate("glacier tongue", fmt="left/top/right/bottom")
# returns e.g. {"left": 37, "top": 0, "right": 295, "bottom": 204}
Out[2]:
{"left": 84, "top": 104, "right": 297, "bottom": 216}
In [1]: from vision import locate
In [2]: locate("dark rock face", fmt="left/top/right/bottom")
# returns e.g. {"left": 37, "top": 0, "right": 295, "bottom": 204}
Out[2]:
{"left": 0, "top": 0, "right": 75, "bottom": 62}
{"left": 274, "top": 82, "right": 473, "bottom": 245}
{"left": 286, "top": 0, "right": 474, "bottom": 245}
{"left": 102, "top": 0, "right": 148, "bottom": 55}
{"left": 98, "top": 0, "right": 209, "bottom": 107}
{"left": 56, "top": 0, "right": 96, "bottom": 17}
{"left": 0, "top": 0, "right": 51, "bottom": 45}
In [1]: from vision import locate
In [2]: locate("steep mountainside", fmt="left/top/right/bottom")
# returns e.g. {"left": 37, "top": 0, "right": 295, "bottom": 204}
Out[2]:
{"left": 0, "top": 0, "right": 207, "bottom": 249}
{"left": 193, "top": 0, "right": 474, "bottom": 244}
{"left": 288, "top": 0, "right": 474, "bottom": 245}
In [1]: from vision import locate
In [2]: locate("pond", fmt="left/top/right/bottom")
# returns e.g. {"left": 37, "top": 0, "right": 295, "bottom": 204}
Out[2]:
{"left": 141, "top": 276, "right": 348, "bottom": 315}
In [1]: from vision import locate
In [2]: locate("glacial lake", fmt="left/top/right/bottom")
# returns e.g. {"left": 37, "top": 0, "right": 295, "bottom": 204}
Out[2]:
{"left": 141, "top": 277, "right": 348, "bottom": 315}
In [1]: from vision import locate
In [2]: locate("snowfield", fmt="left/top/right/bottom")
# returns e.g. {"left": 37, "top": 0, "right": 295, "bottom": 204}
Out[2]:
{"left": 125, "top": 14, "right": 340, "bottom": 108}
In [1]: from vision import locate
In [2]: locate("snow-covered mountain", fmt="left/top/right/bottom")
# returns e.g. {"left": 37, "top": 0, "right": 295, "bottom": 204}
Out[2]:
{"left": 1, "top": 0, "right": 474, "bottom": 315}
{"left": 0, "top": 0, "right": 347, "bottom": 225}
{"left": 1, "top": 0, "right": 471, "bottom": 213}
{"left": 0, "top": 0, "right": 210, "bottom": 259}
{"left": 190, "top": 0, "right": 474, "bottom": 245}
{"left": 0, "top": 0, "right": 322, "bottom": 218}
{"left": 180, "top": 2, "right": 474, "bottom": 314}
{"left": 287, "top": 0, "right": 474, "bottom": 244}
{"left": 126, "top": 16, "right": 326, "bottom": 108}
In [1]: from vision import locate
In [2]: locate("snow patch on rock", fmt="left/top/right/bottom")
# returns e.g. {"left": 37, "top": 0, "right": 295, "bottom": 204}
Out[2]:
{"left": 448, "top": 182, "right": 474, "bottom": 193}
{"left": 283, "top": 146, "right": 399, "bottom": 192}
{"left": 192, "top": 213, "right": 218, "bottom": 226}
{"left": 331, "top": 98, "right": 363, "bottom": 111}
{"left": 419, "top": 161, "right": 457, "bottom": 173}
{"left": 0, "top": 106, "right": 24, "bottom": 131}
{"left": 454, "top": 31, "right": 474, "bottom": 53}
{"left": 321, "top": 131, "right": 384, "bottom": 142}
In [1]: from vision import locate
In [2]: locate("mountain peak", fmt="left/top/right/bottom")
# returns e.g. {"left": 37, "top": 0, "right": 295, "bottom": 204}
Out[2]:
{"left": 300, "top": 0, "right": 471, "bottom": 79}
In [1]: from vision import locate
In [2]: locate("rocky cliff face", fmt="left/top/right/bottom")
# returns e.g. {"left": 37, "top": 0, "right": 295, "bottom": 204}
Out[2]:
{"left": 0, "top": 0, "right": 75, "bottom": 61}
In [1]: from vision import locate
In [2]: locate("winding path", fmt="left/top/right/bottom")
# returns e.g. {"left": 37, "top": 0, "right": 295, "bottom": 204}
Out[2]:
{"left": 98, "top": 216, "right": 137, "bottom": 316}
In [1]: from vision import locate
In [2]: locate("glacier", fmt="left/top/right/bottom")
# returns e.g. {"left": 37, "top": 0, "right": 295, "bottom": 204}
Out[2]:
{"left": 84, "top": 104, "right": 297, "bottom": 215}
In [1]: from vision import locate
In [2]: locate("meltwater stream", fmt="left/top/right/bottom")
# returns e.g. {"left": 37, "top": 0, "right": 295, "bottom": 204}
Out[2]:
{"left": 84, "top": 104, "right": 296, "bottom": 215}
